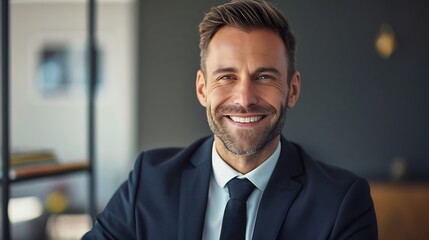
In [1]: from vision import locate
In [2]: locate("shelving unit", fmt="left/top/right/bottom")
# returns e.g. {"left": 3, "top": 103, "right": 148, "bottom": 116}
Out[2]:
{"left": 1, "top": 0, "right": 97, "bottom": 239}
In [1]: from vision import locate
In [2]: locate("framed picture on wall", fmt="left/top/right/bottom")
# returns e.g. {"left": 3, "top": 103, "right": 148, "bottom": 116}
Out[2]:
{"left": 28, "top": 32, "right": 105, "bottom": 104}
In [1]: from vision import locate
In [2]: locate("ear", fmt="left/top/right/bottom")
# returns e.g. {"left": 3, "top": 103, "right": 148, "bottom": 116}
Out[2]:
{"left": 196, "top": 69, "right": 207, "bottom": 107}
{"left": 287, "top": 71, "right": 301, "bottom": 108}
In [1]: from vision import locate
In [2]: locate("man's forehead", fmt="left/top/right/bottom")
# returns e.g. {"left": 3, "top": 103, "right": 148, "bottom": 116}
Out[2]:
{"left": 205, "top": 27, "right": 288, "bottom": 72}
{"left": 209, "top": 26, "right": 283, "bottom": 46}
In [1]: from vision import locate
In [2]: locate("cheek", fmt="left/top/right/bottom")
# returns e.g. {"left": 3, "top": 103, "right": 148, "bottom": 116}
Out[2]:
{"left": 206, "top": 86, "right": 231, "bottom": 108}
{"left": 257, "top": 85, "right": 288, "bottom": 109}
{"left": 265, "top": 95, "right": 286, "bottom": 112}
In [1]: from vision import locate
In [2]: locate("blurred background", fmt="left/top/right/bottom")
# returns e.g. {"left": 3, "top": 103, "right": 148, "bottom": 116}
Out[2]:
{"left": 1, "top": 0, "right": 428, "bottom": 239}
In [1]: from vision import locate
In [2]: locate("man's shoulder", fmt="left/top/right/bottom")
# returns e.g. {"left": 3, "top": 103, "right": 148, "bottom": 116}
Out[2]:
{"left": 279, "top": 141, "right": 377, "bottom": 239}
{"left": 135, "top": 136, "right": 213, "bottom": 167}
{"left": 141, "top": 147, "right": 185, "bottom": 163}
{"left": 129, "top": 136, "right": 213, "bottom": 188}
{"left": 290, "top": 141, "right": 368, "bottom": 193}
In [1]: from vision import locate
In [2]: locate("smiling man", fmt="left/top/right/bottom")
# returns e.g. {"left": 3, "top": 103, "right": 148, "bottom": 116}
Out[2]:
{"left": 196, "top": 26, "right": 298, "bottom": 174}
{"left": 83, "top": 1, "right": 378, "bottom": 239}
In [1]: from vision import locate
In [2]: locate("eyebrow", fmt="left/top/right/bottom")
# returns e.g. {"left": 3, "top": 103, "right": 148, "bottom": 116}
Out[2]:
{"left": 211, "top": 67, "right": 237, "bottom": 76}
{"left": 211, "top": 67, "right": 282, "bottom": 76}
{"left": 254, "top": 67, "right": 282, "bottom": 77}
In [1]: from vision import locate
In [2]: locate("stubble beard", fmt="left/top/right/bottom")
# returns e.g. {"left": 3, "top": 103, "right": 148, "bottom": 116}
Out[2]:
{"left": 206, "top": 102, "right": 288, "bottom": 157}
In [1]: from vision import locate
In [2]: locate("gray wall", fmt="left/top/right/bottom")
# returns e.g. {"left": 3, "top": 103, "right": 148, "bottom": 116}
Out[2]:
{"left": 137, "top": 0, "right": 429, "bottom": 180}
{"left": 0, "top": 0, "right": 4, "bottom": 144}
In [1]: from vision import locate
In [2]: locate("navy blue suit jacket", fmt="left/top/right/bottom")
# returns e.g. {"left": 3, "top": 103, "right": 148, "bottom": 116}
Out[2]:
{"left": 83, "top": 136, "right": 377, "bottom": 239}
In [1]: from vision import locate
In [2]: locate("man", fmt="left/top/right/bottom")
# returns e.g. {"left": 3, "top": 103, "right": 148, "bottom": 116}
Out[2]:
{"left": 83, "top": 0, "right": 378, "bottom": 239}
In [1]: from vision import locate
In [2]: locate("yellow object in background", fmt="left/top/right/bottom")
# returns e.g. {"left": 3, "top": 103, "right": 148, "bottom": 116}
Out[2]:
{"left": 45, "top": 191, "right": 69, "bottom": 213}
{"left": 376, "top": 23, "right": 396, "bottom": 59}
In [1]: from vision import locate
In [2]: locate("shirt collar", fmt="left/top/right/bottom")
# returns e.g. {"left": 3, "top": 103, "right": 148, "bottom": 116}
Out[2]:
{"left": 211, "top": 141, "right": 281, "bottom": 191}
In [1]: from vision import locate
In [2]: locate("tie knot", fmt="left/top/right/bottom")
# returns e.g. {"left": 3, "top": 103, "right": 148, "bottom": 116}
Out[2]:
{"left": 227, "top": 178, "right": 255, "bottom": 201}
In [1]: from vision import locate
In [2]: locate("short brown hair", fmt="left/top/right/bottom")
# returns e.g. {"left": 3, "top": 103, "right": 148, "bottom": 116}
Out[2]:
{"left": 199, "top": 0, "right": 296, "bottom": 81}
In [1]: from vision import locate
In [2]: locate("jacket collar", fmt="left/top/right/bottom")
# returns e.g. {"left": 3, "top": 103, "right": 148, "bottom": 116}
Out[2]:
{"left": 252, "top": 137, "right": 304, "bottom": 239}
{"left": 178, "top": 137, "right": 213, "bottom": 240}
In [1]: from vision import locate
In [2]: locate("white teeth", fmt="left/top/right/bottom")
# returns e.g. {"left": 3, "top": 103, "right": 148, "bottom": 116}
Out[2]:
{"left": 230, "top": 116, "right": 263, "bottom": 123}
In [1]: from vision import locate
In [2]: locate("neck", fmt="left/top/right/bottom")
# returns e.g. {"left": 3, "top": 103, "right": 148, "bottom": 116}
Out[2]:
{"left": 215, "top": 136, "right": 281, "bottom": 174}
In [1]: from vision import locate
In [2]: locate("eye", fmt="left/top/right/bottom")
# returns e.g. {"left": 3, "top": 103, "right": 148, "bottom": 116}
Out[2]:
{"left": 217, "top": 75, "right": 236, "bottom": 81}
{"left": 256, "top": 74, "right": 275, "bottom": 81}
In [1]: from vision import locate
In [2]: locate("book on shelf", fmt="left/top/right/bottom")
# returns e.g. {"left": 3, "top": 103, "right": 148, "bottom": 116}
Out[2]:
{"left": 1, "top": 149, "right": 56, "bottom": 169}
{"left": 10, "top": 149, "right": 57, "bottom": 167}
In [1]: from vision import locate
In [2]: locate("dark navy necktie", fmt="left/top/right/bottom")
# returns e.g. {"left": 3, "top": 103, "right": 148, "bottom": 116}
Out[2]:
{"left": 220, "top": 177, "right": 256, "bottom": 240}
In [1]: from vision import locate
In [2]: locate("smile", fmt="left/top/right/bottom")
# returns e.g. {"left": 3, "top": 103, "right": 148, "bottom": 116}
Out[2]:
{"left": 229, "top": 116, "right": 263, "bottom": 123}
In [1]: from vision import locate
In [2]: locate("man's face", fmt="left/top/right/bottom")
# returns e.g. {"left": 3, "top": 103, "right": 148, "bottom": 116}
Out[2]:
{"left": 196, "top": 27, "right": 300, "bottom": 157}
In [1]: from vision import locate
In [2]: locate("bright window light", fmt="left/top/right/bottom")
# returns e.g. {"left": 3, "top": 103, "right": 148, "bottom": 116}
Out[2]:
{"left": 46, "top": 214, "right": 92, "bottom": 239}
{"left": 8, "top": 196, "right": 43, "bottom": 223}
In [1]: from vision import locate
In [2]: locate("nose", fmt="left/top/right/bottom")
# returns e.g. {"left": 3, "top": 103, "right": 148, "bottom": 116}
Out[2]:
{"left": 233, "top": 78, "right": 258, "bottom": 108}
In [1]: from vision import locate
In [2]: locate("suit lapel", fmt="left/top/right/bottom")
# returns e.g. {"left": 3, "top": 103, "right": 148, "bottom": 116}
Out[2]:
{"left": 252, "top": 139, "right": 304, "bottom": 240}
{"left": 178, "top": 138, "right": 213, "bottom": 240}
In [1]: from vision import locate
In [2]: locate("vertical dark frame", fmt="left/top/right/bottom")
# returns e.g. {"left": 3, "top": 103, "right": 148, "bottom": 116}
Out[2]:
{"left": 1, "top": 0, "right": 11, "bottom": 239}
{"left": 88, "top": 0, "right": 97, "bottom": 223}
{"left": 1, "top": 0, "right": 98, "bottom": 237}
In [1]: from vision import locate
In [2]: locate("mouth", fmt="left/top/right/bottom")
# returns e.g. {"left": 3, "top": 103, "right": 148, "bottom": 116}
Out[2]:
{"left": 228, "top": 115, "right": 264, "bottom": 123}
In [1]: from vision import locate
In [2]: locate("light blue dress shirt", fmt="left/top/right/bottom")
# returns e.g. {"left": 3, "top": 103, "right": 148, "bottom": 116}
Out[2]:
{"left": 202, "top": 141, "right": 281, "bottom": 240}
